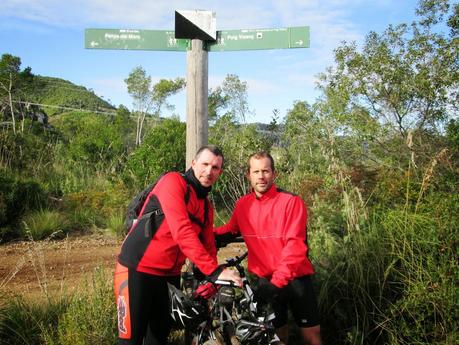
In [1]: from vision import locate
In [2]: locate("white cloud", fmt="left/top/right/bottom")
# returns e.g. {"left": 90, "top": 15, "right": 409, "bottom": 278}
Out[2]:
{"left": 88, "top": 77, "right": 125, "bottom": 93}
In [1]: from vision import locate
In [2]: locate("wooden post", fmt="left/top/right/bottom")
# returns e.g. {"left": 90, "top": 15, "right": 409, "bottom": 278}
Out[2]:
{"left": 186, "top": 39, "right": 208, "bottom": 168}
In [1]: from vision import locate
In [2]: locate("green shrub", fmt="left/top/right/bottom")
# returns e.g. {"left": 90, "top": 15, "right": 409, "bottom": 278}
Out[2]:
{"left": 54, "top": 267, "right": 117, "bottom": 345}
{"left": 0, "top": 171, "right": 48, "bottom": 241}
{"left": 105, "top": 212, "right": 126, "bottom": 238}
{"left": 125, "top": 118, "right": 186, "bottom": 188}
{"left": 21, "top": 209, "right": 67, "bottom": 240}
{"left": 316, "top": 191, "right": 458, "bottom": 345}
{"left": 0, "top": 295, "right": 68, "bottom": 345}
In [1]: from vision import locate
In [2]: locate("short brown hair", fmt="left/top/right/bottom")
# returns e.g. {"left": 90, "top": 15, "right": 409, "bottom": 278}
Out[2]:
{"left": 247, "top": 151, "right": 275, "bottom": 172}
{"left": 195, "top": 145, "right": 224, "bottom": 166}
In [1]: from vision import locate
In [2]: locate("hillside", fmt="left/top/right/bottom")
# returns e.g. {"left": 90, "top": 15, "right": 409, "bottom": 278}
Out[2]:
{"left": 29, "top": 75, "right": 115, "bottom": 116}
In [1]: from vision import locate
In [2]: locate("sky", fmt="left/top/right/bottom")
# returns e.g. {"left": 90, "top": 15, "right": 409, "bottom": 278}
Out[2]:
{"left": 1, "top": 0, "right": 422, "bottom": 124}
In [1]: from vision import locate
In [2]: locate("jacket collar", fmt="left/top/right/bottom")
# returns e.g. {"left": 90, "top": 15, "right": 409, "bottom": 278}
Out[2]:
{"left": 253, "top": 183, "right": 278, "bottom": 201}
{"left": 183, "top": 168, "right": 212, "bottom": 199}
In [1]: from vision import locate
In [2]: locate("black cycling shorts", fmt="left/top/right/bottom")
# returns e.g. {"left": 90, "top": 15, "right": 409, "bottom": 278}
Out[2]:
{"left": 271, "top": 275, "right": 320, "bottom": 329}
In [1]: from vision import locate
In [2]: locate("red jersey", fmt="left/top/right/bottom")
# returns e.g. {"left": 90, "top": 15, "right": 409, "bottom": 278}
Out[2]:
{"left": 214, "top": 184, "right": 314, "bottom": 288}
{"left": 118, "top": 172, "right": 218, "bottom": 276}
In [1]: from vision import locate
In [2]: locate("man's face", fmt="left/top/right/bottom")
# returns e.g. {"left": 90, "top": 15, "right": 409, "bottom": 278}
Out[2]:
{"left": 191, "top": 149, "right": 223, "bottom": 187}
{"left": 247, "top": 157, "right": 276, "bottom": 197}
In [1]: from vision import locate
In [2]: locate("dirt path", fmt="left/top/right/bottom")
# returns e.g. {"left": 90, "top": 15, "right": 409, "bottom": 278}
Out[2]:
{"left": 0, "top": 233, "right": 246, "bottom": 299}
{"left": 0, "top": 234, "right": 121, "bottom": 298}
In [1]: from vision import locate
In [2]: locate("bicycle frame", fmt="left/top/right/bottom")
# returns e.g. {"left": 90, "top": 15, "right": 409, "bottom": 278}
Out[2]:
{"left": 171, "top": 251, "right": 281, "bottom": 345}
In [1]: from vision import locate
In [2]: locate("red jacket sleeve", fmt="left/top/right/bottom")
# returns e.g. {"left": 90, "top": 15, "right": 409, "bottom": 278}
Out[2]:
{"left": 213, "top": 202, "right": 241, "bottom": 236}
{"left": 270, "top": 196, "right": 309, "bottom": 288}
{"left": 154, "top": 173, "right": 219, "bottom": 275}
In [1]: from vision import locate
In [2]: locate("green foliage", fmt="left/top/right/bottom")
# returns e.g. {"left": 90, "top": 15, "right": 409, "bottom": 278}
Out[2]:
{"left": 30, "top": 76, "right": 115, "bottom": 116}
{"left": 0, "top": 2, "right": 457, "bottom": 343}
{"left": 61, "top": 186, "right": 129, "bottom": 232}
{"left": 52, "top": 111, "right": 127, "bottom": 171}
{"left": 0, "top": 268, "right": 116, "bottom": 345}
{"left": 210, "top": 115, "right": 272, "bottom": 211}
{"left": 0, "top": 125, "right": 59, "bottom": 177}
{"left": 208, "top": 74, "right": 250, "bottom": 123}
{"left": 105, "top": 212, "right": 126, "bottom": 238}
{"left": 0, "top": 54, "right": 34, "bottom": 107}
{"left": 0, "top": 171, "right": 48, "bottom": 241}
{"left": 125, "top": 66, "right": 151, "bottom": 110}
{"left": 151, "top": 78, "right": 186, "bottom": 115}
{"left": 21, "top": 209, "right": 68, "bottom": 240}
{"left": 446, "top": 119, "right": 459, "bottom": 150}
{"left": 315, "top": 191, "right": 458, "bottom": 345}
{"left": 125, "top": 67, "right": 185, "bottom": 146}
{"left": 0, "top": 296, "right": 69, "bottom": 345}
{"left": 53, "top": 267, "right": 117, "bottom": 345}
{"left": 317, "top": 1, "right": 458, "bottom": 137}
{"left": 125, "top": 117, "right": 186, "bottom": 187}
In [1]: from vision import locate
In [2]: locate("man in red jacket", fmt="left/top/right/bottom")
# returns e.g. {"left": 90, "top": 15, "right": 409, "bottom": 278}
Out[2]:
{"left": 115, "top": 145, "right": 242, "bottom": 345}
{"left": 214, "top": 151, "right": 322, "bottom": 345}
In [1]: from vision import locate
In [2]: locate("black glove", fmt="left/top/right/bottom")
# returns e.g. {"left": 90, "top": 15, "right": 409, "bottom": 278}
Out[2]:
{"left": 254, "top": 278, "right": 282, "bottom": 303}
{"left": 215, "top": 233, "right": 240, "bottom": 249}
{"left": 192, "top": 265, "right": 206, "bottom": 282}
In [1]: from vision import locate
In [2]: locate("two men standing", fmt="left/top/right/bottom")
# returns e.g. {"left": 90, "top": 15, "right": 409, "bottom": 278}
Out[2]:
{"left": 115, "top": 146, "right": 321, "bottom": 345}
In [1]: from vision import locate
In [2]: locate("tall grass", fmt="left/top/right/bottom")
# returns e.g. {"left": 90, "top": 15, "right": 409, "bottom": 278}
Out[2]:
{"left": 48, "top": 267, "right": 117, "bottom": 345}
{"left": 0, "top": 266, "right": 116, "bottom": 345}
{"left": 313, "top": 190, "right": 458, "bottom": 345}
{"left": 0, "top": 295, "right": 69, "bottom": 345}
{"left": 21, "top": 210, "right": 67, "bottom": 240}
{"left": 105, "top": 212, "right": 126, "bottom": 238}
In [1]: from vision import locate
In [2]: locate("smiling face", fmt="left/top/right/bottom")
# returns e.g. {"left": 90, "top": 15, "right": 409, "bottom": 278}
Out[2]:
{"left": 247, "top": 156, "right": 276, "bottom": 197}
{"left": 191, "top": 149, "right": 224, "bottom": 187}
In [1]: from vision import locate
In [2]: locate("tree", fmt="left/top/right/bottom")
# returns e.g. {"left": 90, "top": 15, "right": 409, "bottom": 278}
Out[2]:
{"left": 318, "top": 0, "right": 458, "bottom": 137}
{"left": 208, "top": 74, "right": 250, "bottom": 124}
{"left": 125, "top": 118, "right": 186, "bottom": 187}
{"left": 56, "top": 111, "right": 127, "bottom": 173}
{"left": 125, "top": 67, "right": 185, "bottom": 146}
{"left": 0, "top": 54, "right": 34, "bottom": 134}
{"left": 208, "top": 86, "right": 229, "bottom": 124}
{"left": 151, "top": 78, "right": 186, "bottom": 117}
{"left": 125, "top": 66, "right": 151, "bottom": 146}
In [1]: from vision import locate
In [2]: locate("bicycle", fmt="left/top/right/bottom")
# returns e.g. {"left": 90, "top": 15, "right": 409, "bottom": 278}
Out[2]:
{"left": 168, "top": 251, "right": 284, "bottom": 345}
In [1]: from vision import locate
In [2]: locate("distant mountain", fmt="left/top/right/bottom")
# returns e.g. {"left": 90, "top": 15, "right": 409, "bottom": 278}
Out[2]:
{"left": 29, "top": 76, "right": 115, "bottom": 116}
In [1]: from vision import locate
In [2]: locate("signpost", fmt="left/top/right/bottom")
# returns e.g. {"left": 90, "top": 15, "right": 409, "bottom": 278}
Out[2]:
{"left": 85, "top": 29, "right": 189, "bottom": 51}
{"left": 85, "top": 12, "right": 310, "bottom": 167}
{"left": 84, "top": 26, "right": 309, "bottom": 52}
{"left": 207, "top": 26, "right": 309, "bottom": 51}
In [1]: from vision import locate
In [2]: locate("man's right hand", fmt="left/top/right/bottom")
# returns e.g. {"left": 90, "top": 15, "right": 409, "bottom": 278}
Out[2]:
{"left": 254, "top": 278, "right": 281, "bottom": 303}
{"left": 217, "top": 268, "right": 242, "bottom": 287}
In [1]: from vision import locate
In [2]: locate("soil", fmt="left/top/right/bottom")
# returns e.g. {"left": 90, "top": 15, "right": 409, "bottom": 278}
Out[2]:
{"left": 0, "top": 233, "right": 246, "bottom": 300}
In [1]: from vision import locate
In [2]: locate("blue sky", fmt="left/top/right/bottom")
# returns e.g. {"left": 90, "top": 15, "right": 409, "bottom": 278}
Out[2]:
{"left": 1, "top": 0, "right": 421, "bottom": 123}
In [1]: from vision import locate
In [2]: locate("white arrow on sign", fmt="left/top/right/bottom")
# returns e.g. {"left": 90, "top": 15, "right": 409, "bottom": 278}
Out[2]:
{"left": 90, "top": 41, "right": 99, "bottom": 47}
{"left": 295, "top": 40, "right": 304, "bottom": 45}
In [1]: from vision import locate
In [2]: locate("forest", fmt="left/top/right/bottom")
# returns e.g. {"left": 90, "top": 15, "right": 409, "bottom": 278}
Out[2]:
{"left": 0, "top": 0, "right": 458, "bottom": 344}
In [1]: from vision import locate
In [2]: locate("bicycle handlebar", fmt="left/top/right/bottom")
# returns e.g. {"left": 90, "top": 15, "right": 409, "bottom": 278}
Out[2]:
{"left": 224, "top": 251, "right": 248, "bottom": 267}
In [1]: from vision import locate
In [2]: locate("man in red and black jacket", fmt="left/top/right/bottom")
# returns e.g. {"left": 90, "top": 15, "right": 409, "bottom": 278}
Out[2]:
{"left": 214, "top": 151, "right": 322, "bottom": 345}
{"left": 115, "top": 145, "right": 241, "bottom": 345}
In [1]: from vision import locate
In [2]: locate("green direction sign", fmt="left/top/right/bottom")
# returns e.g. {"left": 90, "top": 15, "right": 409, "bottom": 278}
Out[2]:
{"left": 206, "top": 26, "right": 309, "bottom": 52}
{"left": 85, "top": 28, "right": 190, "bottom": 51}
{"left": 85, "top": 26, "right": 309, "bottom": 52}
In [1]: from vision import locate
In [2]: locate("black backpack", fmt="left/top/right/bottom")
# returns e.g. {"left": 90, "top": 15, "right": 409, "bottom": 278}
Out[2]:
{"left": 123, "top": 172, "right": 208, "bottom": 233}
